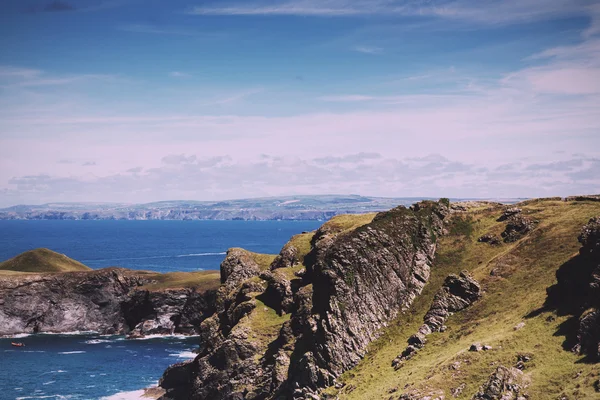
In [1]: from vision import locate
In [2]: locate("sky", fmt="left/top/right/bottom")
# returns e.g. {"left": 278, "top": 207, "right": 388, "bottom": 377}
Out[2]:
{"left": 0, "top": 0, "right": 599, "bottom": 206}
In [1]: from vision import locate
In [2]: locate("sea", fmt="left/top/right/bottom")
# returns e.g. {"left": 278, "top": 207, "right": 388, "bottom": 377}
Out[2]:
{"left": 0, "top": 220, "right": 323, "bottom": 400}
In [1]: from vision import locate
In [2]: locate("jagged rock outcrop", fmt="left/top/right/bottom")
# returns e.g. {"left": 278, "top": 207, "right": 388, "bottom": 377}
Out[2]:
{"left": 281, "top": 201, "right": 449, "bottom": 397}
{"left": 124, "top": 289, "right": 217, "bottom": 337}
{"left": 424, "top": 271, "right": 482, "bottom": 331}
{"left": 159, "top": 200, "right": 450, "bottom": 400}
{"left": 220, "top": 248, "right": 261, "bottom": 288}
{"left": 472, "top": 366, "right": 528, "bottom": 400}
{"left": 546, "top": 217, "right": 600, "bottom": 359}
{"left": 259, "top": 270, "right": 294, "bottom": 315}
{"left": 497, "top": 207, "right": 522, "bottom": 222}
{"left": 270, "top": 242, "right": 299, "bottom": 271}
{"left": 0, "top": 268, "right": 217, "bottom": 336}
{"left": 478, "top": 234, "right": 501, "bottom": 246}
{"left": 565, "top": 195, "right": 600, "bottom": 202}
{"left": 393, "top": 271, "right": 481, "bottom": 366}
{"left": 501, "top": 215, "right": 536, "bottom": 243}
{"left": 159, "top": 248, "right": 273, "bottom": 399}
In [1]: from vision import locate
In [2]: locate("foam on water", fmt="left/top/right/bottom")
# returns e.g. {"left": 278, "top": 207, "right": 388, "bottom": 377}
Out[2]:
{"left": 83, "top": 339, "right": 113, "bottom": 345}
{"left": 99, "top": 389, "right": 146, "bottom": 400}
{"left": 169, "top": 350, "right": 197, "bottom": 359}
{"left": 57, "top": 351, "right": 86, "bottom": 355}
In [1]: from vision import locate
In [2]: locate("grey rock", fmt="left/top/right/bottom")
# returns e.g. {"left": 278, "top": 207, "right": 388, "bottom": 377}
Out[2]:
{"left": 423, "top": 271, "right": 482, "bottom": 332}
{"left": 220, "top": 248, "right": 261, "bottom": 288}
{"left": 394, "top": 271, "right": 481, "bottom": 367}
{"left": 501, "top": 215, "right": 536, "bottom": 243}
{"left": 270, "top": 242, "right": 299, "bottom": 270}
{"left": 497, "top": 208, "right": 522, "bottom": 222}
{"left": 478, "top": 234, "right": 501, "bottom": 246}
{"left": 472, "top": 365, "right": 528, "bottom": 400}
{"left": 470, "top": 343, "right": 483, "bottom": 352}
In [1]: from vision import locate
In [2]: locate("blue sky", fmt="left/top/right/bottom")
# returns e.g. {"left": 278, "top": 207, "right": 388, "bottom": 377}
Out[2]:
{"left": 0, "top": 0, "right": 599, "bottom": 206}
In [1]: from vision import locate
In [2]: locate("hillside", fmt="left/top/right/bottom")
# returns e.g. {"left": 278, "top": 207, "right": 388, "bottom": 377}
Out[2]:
{"left": 323, "top": 198, "right": 600, "bottom": 399}
{"left": 154, "top": 197, "right": 600, "bottom": 400}
{"left": 0, "top": 248, "right": 91, "bottom": 273}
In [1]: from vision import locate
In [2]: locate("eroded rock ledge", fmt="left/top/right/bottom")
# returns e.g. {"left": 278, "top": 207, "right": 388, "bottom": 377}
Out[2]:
{"left": 0, "top": 268, "right": 218, "bottom": 337}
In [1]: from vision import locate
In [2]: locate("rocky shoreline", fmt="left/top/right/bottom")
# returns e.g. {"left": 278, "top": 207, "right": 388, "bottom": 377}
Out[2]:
{"left": 3, "top": 197, "right": 600, "bottom": 399}
{"left": 0, "top": 267, "right": 218, "bottom": 338}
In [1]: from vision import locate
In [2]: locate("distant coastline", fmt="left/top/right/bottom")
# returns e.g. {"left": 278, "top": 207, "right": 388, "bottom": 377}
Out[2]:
{"left": 0, "top": 194, "right": 522, "bottom": 221}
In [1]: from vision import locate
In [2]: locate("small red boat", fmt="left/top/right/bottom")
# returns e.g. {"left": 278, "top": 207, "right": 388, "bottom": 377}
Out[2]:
{"left": 11, "top": 342, "right": 25, "bottom": 347}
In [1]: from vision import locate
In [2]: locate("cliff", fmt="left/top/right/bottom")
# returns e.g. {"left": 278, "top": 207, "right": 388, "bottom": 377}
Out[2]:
{"left": 158, "top": 200, "right": 450, "bottom": 399}
{"left": 155, "top": 197, "right": 600, "bottom": 399}
{"left": 3, "top": 196, "right": 600, "bottom": 399}
{"left": 0, "top": 266, "right": 220, "bottom": 337}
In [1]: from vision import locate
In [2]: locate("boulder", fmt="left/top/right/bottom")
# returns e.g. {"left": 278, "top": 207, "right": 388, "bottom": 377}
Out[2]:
{"left": 472, "top": 365, "right": 528, "bottom": 400}
{"left": 220, "top": 248, "right": 261, "bottom": 288}
{"left": 501, "top": 215, "right": 536, "bottom": 243}
{"left": 478, "top": 234, "right": 501, "bottom": 246}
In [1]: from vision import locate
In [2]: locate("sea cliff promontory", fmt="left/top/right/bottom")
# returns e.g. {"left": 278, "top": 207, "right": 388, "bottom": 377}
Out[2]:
{"left": 3, "top": 197, "right": 600, "bottom": 399}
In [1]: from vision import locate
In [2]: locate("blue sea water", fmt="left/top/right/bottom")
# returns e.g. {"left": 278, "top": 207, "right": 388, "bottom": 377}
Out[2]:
{"left": 0, "top": 220, "right": 322, "bottom": 272}
{"left": 0, "top": 220, "right": 323, "bottom": 400}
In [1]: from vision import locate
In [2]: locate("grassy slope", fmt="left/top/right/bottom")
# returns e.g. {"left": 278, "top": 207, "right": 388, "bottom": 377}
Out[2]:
{"left": 0, "top": 248, "right": 91, "bottom": 273}
{"left": 139, "top": 271, "right": 221, "bottom": 291}
{"left": 325, "top": 200, "right": 600, "bottom": 399}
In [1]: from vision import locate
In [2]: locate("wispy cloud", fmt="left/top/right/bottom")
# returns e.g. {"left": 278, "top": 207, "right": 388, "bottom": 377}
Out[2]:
{"left": 0, "top": 66, "right": 42, "bottom": 79}
{"left": 4, "top": 153, "right": 599, "bottom": 205}
{"left": 0, "top": 66, "right": 121, "bottom": 88}
{"left": 187, "top": 0, "right": 594, "bottom": 25}
{"left": 169, "top": 71, "right": 192, "bottom": 78}
{"left": 210, "top": 88, "right": 264, "bottom": 105}
{"left": 353, "top": 45, "right": 383, "bottom": 55}
{"left": 118, "top": 24, "right": 201, "bottom": 36}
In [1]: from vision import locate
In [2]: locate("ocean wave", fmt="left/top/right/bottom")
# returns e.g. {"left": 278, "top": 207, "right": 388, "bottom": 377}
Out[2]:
{"left": 82, "top": 252, "right": 225, "bottom": 262}
{"left": 42, "top": 381, "right": 55, "bottom": 386}
{"left": 16, "top": 396, "right": 70, "bottom": 400}
{"left": 169, "top": 351, "right": 197, "bottom": 359}
{"left": 99, "top": 389, "right": 146, "bottom": 400}
{"left": 40, "top": 370, "right": 66, "bottom": 376}
{"left": 83, "top": 339, "right": 113, "bottom": 345}
{"left": 176, "top": 252, "right": 226, "bottom": 257}
{"left": 40, "top": 330, "right": 98, "bottom": 336}
{"left": 6, "top": 333, "right": 32, "bottom": 338}
{"left": 125, "top": 334, "right": 199, "bottom": 341}
{"left": 57, "top": 351, "right": 86, "bottom": 355}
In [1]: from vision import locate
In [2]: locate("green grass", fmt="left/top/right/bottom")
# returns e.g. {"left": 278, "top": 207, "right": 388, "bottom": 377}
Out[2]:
{"left": 324, "top": 199, "right": 600, "bottom": 399}
{"left": 0, "top": 248, "right": 91, "bottom": 273}
{"left": 228, "top": 248, "right": 277, "bottom": 271}
{"left": 140, "top": 271, "right": 221, "bottom": 291}
{"left": 288, "top": 232, "right": 314, "bottom": 263}
{"left": 322, "top": 213, "right": 377, "bottom": 234}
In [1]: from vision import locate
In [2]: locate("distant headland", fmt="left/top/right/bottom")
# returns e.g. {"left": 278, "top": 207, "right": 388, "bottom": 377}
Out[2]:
{"left": 0, "top": 195, "right": 524, "bottom": 221}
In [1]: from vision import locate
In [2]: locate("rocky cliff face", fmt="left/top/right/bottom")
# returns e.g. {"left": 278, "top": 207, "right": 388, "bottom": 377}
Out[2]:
{"left": 0, "top": 268, "right": 216, "bottom": 336}
{"left": 546, "top": 216, "right": 600, "bottom": 360}
{"left": 158, "top": 200, "right": 450, "bottom": 400}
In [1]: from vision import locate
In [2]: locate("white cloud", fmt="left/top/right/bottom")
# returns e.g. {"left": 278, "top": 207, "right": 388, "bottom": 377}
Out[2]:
{"left": 3, "top": 153, "right": 599, "bottom": 206}
{"left": 169, "top": 71, "right": 192, "bottom": 78}
{"left": 0, "top": 66, "right": 120, "bottom": 88}
{"left": 118, "top": 24, "right": 202, "bottom": 36}
{"left": 0, "top": 66, "right": 42, "bottom": 79}
{"left": 353, "top": 46, "right": 383, "bottom": 55}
